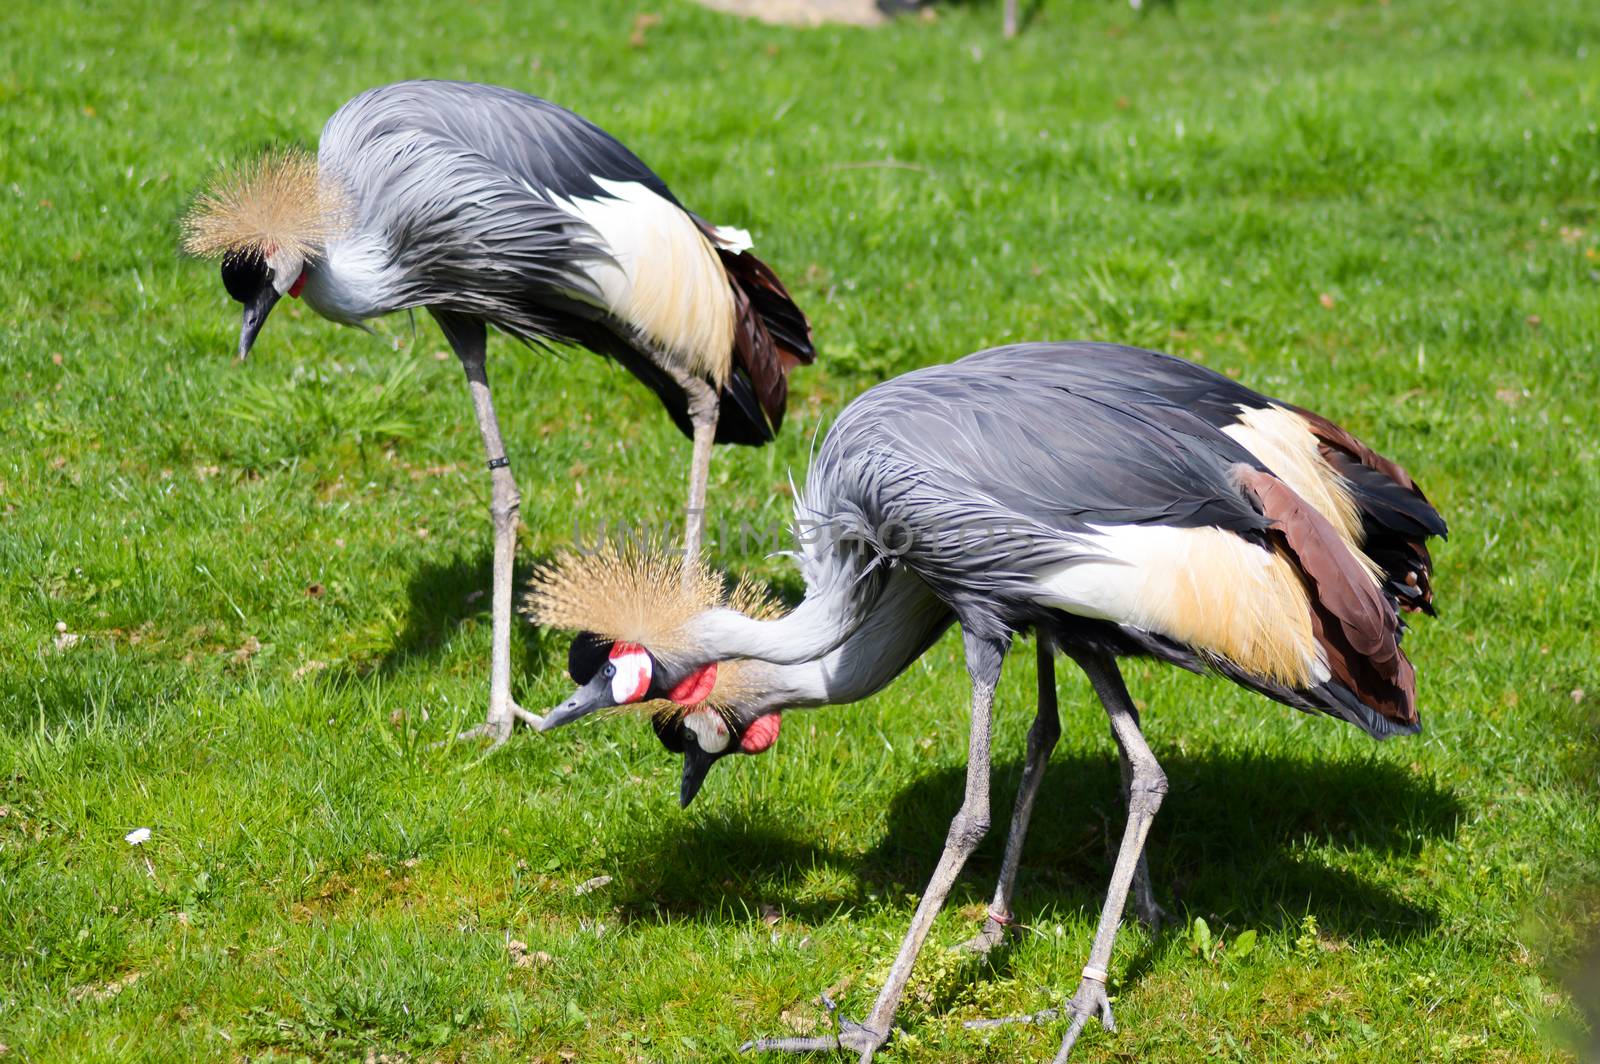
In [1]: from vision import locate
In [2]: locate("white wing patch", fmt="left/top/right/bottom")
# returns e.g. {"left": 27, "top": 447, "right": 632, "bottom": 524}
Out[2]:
{"left": 709, "top": 224, "right": 753, "bottom": 253}
{"left": 1036, "top": 523, "right": 1329, "bottom": 687}
{"left": 547, "top": 177, "right": 735, "bottom": 383}
{"left": 1223, "top": 408, "right": 1350, "bottom": 536}
{"left": 1222, "top": 405, "right": 1382, "bottom": 586}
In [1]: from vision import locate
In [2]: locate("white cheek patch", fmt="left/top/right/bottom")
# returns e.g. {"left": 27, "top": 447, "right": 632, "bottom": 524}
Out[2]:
{"left": 683, "top": 709, "right": 730, "bottom": 754}
{"left": 265, "top": 249, "right": 304, "bottom": 295}
{"left": 609, "top": 651, "right": 652, "bottom": 703}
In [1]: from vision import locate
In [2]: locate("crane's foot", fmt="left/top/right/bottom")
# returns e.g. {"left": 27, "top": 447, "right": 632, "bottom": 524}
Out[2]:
{"left": 1131, "top": 861, "right": 1168, "bottom": 929}
{"left": 741, "top": 1020, "right": 886, "bottom": 1060}
{"left": 963, "top": 974, "right": 1115, "bottom": 1060}
{"left": 742, "top": 996, "right": 887, "bottom": 1061}
{"left": 444, "top": 702, "right": 542, "bottom": 751}
{"left": 963, "top": 1007, "right": 1060, "bottom": 1030}
{"left": 1133, "top": 890, "right": 1170, "bottom": 931}
{"left": 957, "top": 911, "right": 1015, "bottom": 957}
{"left": 1052, "top": 974, "right": 1115, "bottom": 1063}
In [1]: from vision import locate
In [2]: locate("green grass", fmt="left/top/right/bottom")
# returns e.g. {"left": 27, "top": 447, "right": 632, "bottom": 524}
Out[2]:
{"left": 2, "top": 0, "right": 1598, "bottom": 1059}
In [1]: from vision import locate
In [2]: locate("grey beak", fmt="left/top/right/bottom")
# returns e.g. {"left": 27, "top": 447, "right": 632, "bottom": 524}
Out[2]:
{"left": 237, "top": 285, "right": 282, "bottom": 361}
{"left": 538, "top": 673, "right": 617, "bottom": 732}
{"left": 679, "top": 744, "right": 717, "bottom": 808}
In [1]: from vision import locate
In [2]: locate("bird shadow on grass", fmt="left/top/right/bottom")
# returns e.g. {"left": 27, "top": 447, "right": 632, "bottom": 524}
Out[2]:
{"left": 372, "top": 548, "right": 554, "bottom": 682}
{"left": 605, "top": 748, "right": 1460, "bottom": 950}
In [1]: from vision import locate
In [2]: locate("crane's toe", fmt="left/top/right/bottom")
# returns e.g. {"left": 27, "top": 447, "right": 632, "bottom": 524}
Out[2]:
{"left": 1051, "top": 975, "right": 1115, "bottom": 1063}
{"left": 1131, "top": 862, "right": 1168, "bottom": 929}
{"left": 451, "top": 720, "right": 513, "bottom": 749}
{"left": 509, "top": 701, "right": 544, "bottom": 727}
{"left": 741, "top": 1016, "right": 887, "bottom": 1059}
{"left": 1133, "top": 895, "right": 1170, "bottom": 931}
{"left": 449, "top": 699, "right": 541, "bottom": 750}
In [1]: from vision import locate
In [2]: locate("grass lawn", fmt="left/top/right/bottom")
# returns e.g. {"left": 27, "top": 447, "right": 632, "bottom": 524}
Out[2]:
{"left": 2, "top": 0, "right": 1598, "bottom": 1059}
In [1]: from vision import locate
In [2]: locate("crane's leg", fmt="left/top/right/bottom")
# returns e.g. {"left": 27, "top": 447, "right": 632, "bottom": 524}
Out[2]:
{"left": 960, "top": 632, "right": 1060, "bottom": 956}
{"left": 1114, "top": 707, "right": 1168, "bottom": 929}
{"left": 1049, "top": 651, "right": 1166, "bottom": 1062}
{"left": 1003, "top": 0, "right": 1019, "bottom": 37}
{"left": 744, "top": 630, "right": 1009, "bottom": 1062}
{"left": 434, "top": 311, "right": 540, "bottom": 747}
{"left": 680, "top": 375, "right": 719, "bottom": 567}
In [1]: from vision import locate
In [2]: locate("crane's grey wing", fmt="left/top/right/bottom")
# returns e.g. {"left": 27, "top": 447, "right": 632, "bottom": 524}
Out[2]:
{"left": 813, "top": 344, "right": 1273, "bottom": 542}
{"left": 988, "top": 342, "right": 1447, "bottom": 612}
{"left": 324, "top": 80, "right": 681, "bottom": 207}
{"left": 321, "top": 80, "right": 811, "bottom": 445}
{"left": 318, "top": 82, "right": 616, "bottom": 340}
{"left": 793, "top": 343, "right": 1276, "bottom": 649}
{"left": 804, "top": 341, "right": 1420, "bottom": 738}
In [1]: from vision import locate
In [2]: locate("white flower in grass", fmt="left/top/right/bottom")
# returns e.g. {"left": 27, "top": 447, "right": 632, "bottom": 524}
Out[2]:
{"left": 124, "top": 827, "right": 151, "bottom": 846}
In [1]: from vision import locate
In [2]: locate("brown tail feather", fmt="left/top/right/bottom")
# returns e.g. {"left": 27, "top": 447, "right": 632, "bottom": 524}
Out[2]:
{"left": 1290, "top": 406, "right": 1418, "bottom": 489}
{"left": 695, "top": 220, "right": 814, "bottom": 433}
{"left": 720, "top": 247, "right": 814, "bottom": 431}
{"left": 1238, "top": 467, "right": 1419, "bottom": 729}
{"left": 1291, "top": 405, "right": 1447, "bottom": 613}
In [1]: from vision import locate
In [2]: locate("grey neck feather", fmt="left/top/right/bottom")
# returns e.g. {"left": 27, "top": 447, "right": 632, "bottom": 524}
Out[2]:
{"left": 730, "top": 569, "right": 953, "bottom": 714}
{"left": 687, "top": 542, "right": 888, "bottom": 665}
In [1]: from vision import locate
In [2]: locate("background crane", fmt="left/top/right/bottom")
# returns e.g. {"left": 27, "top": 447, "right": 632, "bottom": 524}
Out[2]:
{"left": 183, "top": 79, "right": 814, "bottom": 746}
{"left": 528, "top": 342, "right": 1445, "bottom": 1063}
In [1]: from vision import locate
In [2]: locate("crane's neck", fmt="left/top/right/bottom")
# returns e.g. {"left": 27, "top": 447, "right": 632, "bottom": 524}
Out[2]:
{"left": 731, "top": 570, "right": 952, "bottom": 713}
{"left": 299, "top": 233, "right": 405, "bottom": 325}
{"left": 689, "top": 595, "right": 858, "bottom": 666}
{"left": 685, "top": 548, "right": 891, "bottom": 666}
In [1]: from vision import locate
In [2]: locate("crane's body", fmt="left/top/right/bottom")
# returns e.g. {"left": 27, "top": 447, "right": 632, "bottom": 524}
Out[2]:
{"left": 531, "top": 342, "right": 1445, "bottom": 1064}
{"left": 304, "top": 82, "right": 810, "bottom": 443}
{"left": 661, "top": 343, "right": 1430, "bottom": 735}
{"left": 184, "top": 80, "right": 813, "bottom": 744}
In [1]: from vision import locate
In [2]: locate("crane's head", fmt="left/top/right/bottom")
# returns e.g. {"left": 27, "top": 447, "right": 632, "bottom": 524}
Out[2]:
{"left": 546, "top": 632, "right": 782, "bottom": 807}
{"left": 652, "top": 701, "right": 781, "bottom": 808}
{"left": 182, "top": 148, "right": 349, "bottom": 360}
{"left": 220, "top": 246, "right": 306, "bottom": 360}
{"left": 524, "top": 542, "right": 789, "bottom": 804}
{"left": 538, "top": 631, "right": 716, "bottom": 729}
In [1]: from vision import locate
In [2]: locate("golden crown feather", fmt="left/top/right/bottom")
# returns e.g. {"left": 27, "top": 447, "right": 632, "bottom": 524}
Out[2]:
{"left": 525, "top": 541, "right": 785, "bottom": 719}
{"left": 182, "top": 147, "right": 351, "bottom": 261}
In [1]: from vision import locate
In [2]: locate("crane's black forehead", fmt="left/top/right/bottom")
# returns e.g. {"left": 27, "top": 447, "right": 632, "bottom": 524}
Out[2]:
{"left": 566, "top": 631, "right": 613, "bottom": 684}
{"left": 651, "top": 711, "right": 685, "bottom": 753}
{"left": 220, "top": 249, "right": 269, "bottom": 303}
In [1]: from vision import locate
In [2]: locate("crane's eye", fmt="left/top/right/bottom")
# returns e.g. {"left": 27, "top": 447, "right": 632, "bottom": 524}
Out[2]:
{"left": 602, "top": 663, "right": 615, "bottom": 680}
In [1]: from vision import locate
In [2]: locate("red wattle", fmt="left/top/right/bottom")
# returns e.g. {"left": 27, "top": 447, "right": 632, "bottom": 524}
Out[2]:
{"left": 740, "top": 712, "right": 782, "bottom": 753}
{"left": 288, "top": 272, "right": 306, "bottom": 299}
{"left": 668, "top": 662, "right": 718, "bottom": 705}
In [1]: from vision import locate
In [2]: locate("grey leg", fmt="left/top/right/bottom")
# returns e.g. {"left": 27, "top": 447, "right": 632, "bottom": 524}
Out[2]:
{"left": 744, "top": 630, "right": 1009, "bottom": 1062}
{"left": 1051, "top": 651, "right": 1167, "bottom": 1063}
{"left": 1114, "top": 708, "right": 1167, "bottom": 929}
{"left": 679, "top": 375, "right": 719, "bottom": 567}
{"left": 1003, "top": 0, "right": 1019, "bottom": 37}
{"left": 433, "top": 311, "right": 541, "bottom": 747}
{"left": 961, "top": 631, "right": 1061, "bottom": 955}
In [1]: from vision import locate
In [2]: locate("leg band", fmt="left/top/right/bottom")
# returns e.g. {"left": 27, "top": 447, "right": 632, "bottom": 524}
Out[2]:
{"left": 486, "top": 455, "right": 510, "bottom": 471}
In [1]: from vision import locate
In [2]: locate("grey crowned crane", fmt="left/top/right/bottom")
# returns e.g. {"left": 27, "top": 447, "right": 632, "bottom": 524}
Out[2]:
{"left": 526, "top": 342, "right": 1445, "bottom": 1062}
{"left": 182, "top": 79, "right": 814, "bottom": 746}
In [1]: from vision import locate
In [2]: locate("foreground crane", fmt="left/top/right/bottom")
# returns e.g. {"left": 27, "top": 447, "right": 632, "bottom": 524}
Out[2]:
{"left": 183, "top": 79, "right": 813, "bottom": 746}
{"left": 546, "top": 341, "right": 1444, "bottom": 936}
{"left": 528, "top": 342, "right": 1444, "bottom": 1062}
